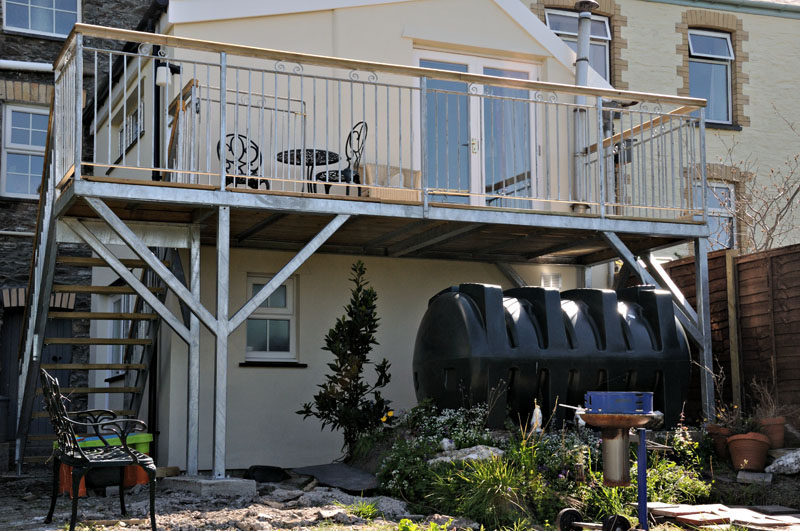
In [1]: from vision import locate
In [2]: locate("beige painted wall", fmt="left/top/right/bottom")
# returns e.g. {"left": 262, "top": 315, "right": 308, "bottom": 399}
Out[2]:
{"left": 619, "top": 0, "right": 800, "bottom": 249}
{"left": 156, "top": 248, "right": 578, "bottom": 469}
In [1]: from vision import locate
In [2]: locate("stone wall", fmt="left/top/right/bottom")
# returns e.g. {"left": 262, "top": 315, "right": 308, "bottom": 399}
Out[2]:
{"left": 0, "top": 0, "right": 155, "bottom": 435}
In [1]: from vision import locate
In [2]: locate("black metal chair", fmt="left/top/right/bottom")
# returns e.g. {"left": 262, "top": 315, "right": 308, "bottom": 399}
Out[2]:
{"left": 315, "top": 121, "right": 368, "bottom": 195}
{"left": 40, "top": 369, "right": 157, "bottom": 531}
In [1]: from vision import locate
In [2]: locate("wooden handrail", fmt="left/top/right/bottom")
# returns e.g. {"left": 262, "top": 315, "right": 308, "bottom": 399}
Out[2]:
{"left": 59, "top": 23, "right": 707, "bottom": 108}
{"left": 587, "top": 105, "right": 698, "bottom": 155}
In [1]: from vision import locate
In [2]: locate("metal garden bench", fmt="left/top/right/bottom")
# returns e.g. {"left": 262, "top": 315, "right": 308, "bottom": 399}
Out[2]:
{"left": 40, "top": 369, "right": 157, "bottom": 531}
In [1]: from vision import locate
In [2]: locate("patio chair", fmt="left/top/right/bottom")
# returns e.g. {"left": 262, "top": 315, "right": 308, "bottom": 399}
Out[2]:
{"left": 315, "top": 121, "right": 368, "bottom": 195}
{"left": 39, "top": 369, "right": 157, "bottom": 531}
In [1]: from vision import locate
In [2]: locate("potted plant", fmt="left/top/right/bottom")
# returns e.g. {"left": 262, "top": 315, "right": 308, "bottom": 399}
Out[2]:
{"left": 750, "top": 378, "right": 790, "bottom": 449}
{"left": 726, "top": 416, "right": 770, "bottom": 471}
{"left": 706, "top": 405, "right": 740, "bottom": 459}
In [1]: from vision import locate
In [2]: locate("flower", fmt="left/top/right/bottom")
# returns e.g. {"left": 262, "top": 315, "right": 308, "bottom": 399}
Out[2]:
{"left": 387, "top": 410, "right": 394, "bottom": 417}
{"left": 381, "top": 415, "right": 388, "bottom": 422}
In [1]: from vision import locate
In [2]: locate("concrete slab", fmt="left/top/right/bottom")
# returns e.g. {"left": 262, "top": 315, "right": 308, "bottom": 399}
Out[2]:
{"left": 291, "top": 463, "right": 378, "bottom": 493}
{"left": 736, "top": 471, "right": 773, "bottom": 484}
{"left": 161, "top": 476, "right": 257, "bottom": 498}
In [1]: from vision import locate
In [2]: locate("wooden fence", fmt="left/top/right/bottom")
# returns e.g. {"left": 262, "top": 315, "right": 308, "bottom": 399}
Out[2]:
{"left": 662, "top": 244, "right": 800, "bottom": 424}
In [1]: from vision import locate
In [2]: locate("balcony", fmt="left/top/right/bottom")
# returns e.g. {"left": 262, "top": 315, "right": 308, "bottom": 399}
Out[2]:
{"left": 50, "top": 24, "right": 709, "bottom": 262}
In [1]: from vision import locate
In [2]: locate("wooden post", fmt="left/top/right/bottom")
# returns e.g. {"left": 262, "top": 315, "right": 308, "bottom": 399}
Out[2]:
{"left": 767, "top": 255, "right": 778, "bottom": 391}
{"left": 725, "top": 249, "right": 741, "bottom": 407}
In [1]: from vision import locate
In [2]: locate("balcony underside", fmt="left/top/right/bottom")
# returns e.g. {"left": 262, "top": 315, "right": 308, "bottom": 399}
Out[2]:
{"left": 57, "top": 178, "right": 702, "bottom": 266}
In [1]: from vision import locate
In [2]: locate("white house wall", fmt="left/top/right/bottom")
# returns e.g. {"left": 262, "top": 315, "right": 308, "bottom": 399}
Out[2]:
{"left": 157, "top": 249, "right": 578, "bottom": 470}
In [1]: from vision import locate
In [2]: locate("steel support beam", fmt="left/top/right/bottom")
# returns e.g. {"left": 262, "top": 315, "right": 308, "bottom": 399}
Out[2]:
{"left": 228, "top": 214, "right": 351, "bottom": 334}
{"left": 644, "top": 253, "right": 700, "bottom": 325}
{"left": 695, "top": 237, "right": 715, "bottom": 421}
{"left": 234, "top": 213, "right": 286, "bottom": 243}
{"left": 85, "top": 197, "right": 218, "bottom": 334}
{"left": 388, "top": 223, "right": 483, "bottom": 257}
{"left": 187, "top": 225, "right": 200, "bottom": 476}
{"left": 214, "top": 206, "right": 230, "bottom": 479}
{"left": 74, "top": 179, "right": 710, "bottom": 240}
{"left": 63, "top": 218, "right": 192, "bottom": 344}
{"left": 495, "top": 262, "right": 526, "bottom": 288}
{"left": 602, "top": 231, "right": 703, "bottom": 343}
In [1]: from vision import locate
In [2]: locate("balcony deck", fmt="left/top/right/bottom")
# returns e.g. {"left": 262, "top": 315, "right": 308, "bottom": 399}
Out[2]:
{"left": 50, "top": 24, "right": 709, "bottom": 264}
{"left": 57, "top": 175, "right": 701, "bottom": 265}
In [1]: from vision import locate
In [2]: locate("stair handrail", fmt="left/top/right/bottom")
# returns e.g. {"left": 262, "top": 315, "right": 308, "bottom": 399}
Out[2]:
{"left": 15, "top": 100, "right": 56, "bottom": 472}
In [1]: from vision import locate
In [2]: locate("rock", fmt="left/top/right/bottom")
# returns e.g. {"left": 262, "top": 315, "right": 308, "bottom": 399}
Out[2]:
{"left": 130, "top": 484, "right": 144, "bottom": 495}
{"left": 370, "top": 496, "right": 409, "bottom": 519}
{"left": 302, "top": 478, "right": 318, "bottom": 492}
{"left": 244, "top": 465, "right": 290, "bottom": 483}
{"left": 266, "top": 488, "right": 304, "bottom": 503}
{"left": 737, "top": 470, "right": 773, "bottom": 484}
{"left": 236, "top": 522, "right": 267, "bottom": 531}
{"left": 440, "top": 438, "right": 456, "bottom": 451}
{"left": 291, "top": 463, "right": 379, "bottom": 493}
{"left": 318, "top": 508, "right": 355, "bottom": 524}
{"left": 427, "top": 445, "right": 505, "bottom": 465}
{"left": 765, "top": 449, "right": 800, "bottom": 474}
{"left": 297, "top": 487, "right": 355, "bottom": 508}
{"left": 426, "top": 513, "right": 481, "bottom": 530}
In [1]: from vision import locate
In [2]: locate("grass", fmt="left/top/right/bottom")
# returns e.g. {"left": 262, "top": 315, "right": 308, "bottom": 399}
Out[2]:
{"left": 334, "top": 497, "right": 382, "bottom": 520}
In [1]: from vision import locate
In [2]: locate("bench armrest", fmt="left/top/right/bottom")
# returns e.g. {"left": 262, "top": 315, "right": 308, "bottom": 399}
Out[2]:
{"left": 74, "top": 409, "right": 119, "bottom": 424}
{"left": 67, "top": 418, "right": 148, "bottom": 462}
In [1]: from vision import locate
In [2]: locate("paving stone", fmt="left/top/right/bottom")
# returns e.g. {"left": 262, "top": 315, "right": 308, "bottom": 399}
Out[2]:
{"left": 737, "top": 470, "right": 773, "bottom": 484}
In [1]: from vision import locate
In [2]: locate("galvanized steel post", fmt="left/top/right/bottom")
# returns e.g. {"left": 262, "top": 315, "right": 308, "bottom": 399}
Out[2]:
{"left": 187, "top": 224, "right": 201, "bottom": 476}
{"left": 214, "top": 206, "right": 230, "bottom": 479}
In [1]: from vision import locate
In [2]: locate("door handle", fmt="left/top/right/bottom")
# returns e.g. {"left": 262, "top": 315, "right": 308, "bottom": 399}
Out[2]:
{"left": 471, "top": 138, "right": 479, "bottom": 154}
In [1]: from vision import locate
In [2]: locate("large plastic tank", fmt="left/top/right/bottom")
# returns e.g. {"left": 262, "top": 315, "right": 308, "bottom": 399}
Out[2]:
{"left": 412, "top": 284, "right": 690, "bottom": 428}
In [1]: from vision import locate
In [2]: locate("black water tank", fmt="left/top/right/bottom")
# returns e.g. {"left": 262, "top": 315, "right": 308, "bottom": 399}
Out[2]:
{"left": 412, "top": 284, "right": 690, "bottom": 428}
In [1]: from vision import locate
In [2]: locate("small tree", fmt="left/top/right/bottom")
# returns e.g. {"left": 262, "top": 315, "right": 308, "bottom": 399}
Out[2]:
{"left": 297, "top": 260, "right": 391, "bottom": 456}
{"left": 714, "top": 105, "right": 800, "bottom": 252}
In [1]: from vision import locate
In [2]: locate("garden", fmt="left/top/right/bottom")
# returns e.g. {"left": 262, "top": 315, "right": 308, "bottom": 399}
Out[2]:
{"left": 298, "top": 261, "right": 800, "bottom": 530}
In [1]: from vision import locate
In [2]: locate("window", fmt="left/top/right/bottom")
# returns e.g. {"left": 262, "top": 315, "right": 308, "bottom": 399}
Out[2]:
{"left": 2, "top": 105, "right": 48, "bottom": 198}
{"left": 541, "top": 273, "right": 563, "bottom": 290}
{"left": 245, "top": 276, "right": 296, "bottom": 361}
{"left": 117, "top": 102, "right": 145, "bottom": 156}
{"left": 546, "top": 9, "right": 611, "bottom": 82}
{"left": 3, "top": 0, "right": 79, "bottom": 38}
{"left": 688, "top": 29, "right": 734, "bottom": 124}
{"left": 697, "top": 182, "right": 735, "bottom": 250}
{"left": 108, "top": 294, "right": 134, "bottom": 377}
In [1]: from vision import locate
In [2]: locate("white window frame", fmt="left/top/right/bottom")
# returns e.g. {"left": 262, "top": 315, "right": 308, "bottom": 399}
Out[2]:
{"left": 1, "top": 104, "right": 48, "bottom": 199}
{"left": 541, "top": 273, "right": 563, "bottom": 290}
{"left": 688, "top": 29, "right": 734, "bottom": 125}
{"left": 704, "top": 182, "right": 736, "bottom": 250}
{"left": 245, "top": 275, "right": 297, "bottom": 361}
{"left": 545, "top": 9, "right": 611, "bottom": 82}
{"left": 108, "top": 294, "right": 134, "bottom": 378}
{"left": 2, "top": 0, "right": 81, "bottom": 39}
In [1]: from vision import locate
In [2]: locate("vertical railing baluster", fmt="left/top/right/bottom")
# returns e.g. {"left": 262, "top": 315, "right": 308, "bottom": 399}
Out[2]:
{"left": 219, "top": 52, "right": 227, "bottom": 191}
{"left": 596, "top": 97, "right": 605, "bottom": 218}
{"left": 74, "top": 34, "right": 83, "bottom": 179}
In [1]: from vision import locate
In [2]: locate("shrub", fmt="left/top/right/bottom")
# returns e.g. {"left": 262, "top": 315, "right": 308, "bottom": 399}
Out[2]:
{"left": 297, "top": 260, "right": 392, "bottom": 456}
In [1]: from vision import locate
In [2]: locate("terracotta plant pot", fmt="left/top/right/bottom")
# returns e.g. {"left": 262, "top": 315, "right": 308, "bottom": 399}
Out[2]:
{"left": 757, "top": 416, "right": 786, "bottom": 449}
{"left": 727, "top": 432, "right": 771, "bottom": 471}
{"left": 706, "top": 424, "right": 732, "bottom": 459}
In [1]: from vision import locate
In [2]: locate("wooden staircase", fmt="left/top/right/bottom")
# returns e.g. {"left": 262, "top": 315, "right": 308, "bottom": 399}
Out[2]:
{"left": 16, "top": 251, "right": 175, "bottom": 464}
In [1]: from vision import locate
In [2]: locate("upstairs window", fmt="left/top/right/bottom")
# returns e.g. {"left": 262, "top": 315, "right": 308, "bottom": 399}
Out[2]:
{"left": 697, "top": 182, "right": 735, "bottom": 250}
{"left": 546, "top": 9, "right": 611, "bottom": 82}
{"left": 2, "top": 105, "right": 48, "bottom": 198}
{"left": 3, "top": 0, "right": 79, "bottom": 38}
{"left": 688, "top": 29, "right": 734, "bottom": 124}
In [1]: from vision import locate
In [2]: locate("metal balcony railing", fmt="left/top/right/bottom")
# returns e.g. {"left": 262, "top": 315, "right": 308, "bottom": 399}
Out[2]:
{"left": 53, "top": 24, "right": 708, "bottom": 223}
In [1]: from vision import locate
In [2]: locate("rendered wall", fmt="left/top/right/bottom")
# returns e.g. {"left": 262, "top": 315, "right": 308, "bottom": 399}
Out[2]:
{"left": 158, "top": 248, "right": 577, "bottom": 470}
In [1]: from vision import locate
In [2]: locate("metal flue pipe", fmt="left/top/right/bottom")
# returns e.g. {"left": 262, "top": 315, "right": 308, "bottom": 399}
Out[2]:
{"left": 572, "top": 0, "right": 599, "bottom": 211}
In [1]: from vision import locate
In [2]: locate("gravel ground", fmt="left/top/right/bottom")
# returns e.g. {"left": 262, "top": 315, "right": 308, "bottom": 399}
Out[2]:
{"left": 0, "top": 466, "right": 476, "bottom": 531}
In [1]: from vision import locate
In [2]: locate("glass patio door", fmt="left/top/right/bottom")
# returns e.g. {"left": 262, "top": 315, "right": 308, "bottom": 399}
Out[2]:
{"left": 418, "top": 52, "right": 539, "bottom": 207}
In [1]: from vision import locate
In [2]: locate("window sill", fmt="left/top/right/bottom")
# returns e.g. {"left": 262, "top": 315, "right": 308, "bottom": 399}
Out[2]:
{"left": 706, "top": 122, "right": 742, "bottom": 131}
{"left": 239, "top": 361, "right": 307, "bottom": 368}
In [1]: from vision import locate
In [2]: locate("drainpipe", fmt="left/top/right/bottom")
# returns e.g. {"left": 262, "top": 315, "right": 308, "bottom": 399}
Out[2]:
{"left": 0, "top": 60, "right": 53, "bottom": 73}
{"left": 571, "top": 0, "right": 599, "bottom": 212}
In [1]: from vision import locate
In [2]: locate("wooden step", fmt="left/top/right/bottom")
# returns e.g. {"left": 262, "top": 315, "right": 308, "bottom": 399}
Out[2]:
{"left": 40, "top": 363, "right": 146, "bottom": 370}
{"left": 23, "top": 455, "right": 50, "bottom": 463}
{"left": 56, "top": 256, "right": 170, "bottom": 268}
{"left": 43, "top": 338, "right": 152, "bottom": 346}
{"left": 35, "top": 387, "right": 142, "bottom": 395}
{"left": 51, "top": 285, "right": 165, "bottom": 294}
{"left": 48, "top": 311, "right": 158, "bottom": 320}
{"left": 32, "top": 409, "right": 136, "bottom": 419}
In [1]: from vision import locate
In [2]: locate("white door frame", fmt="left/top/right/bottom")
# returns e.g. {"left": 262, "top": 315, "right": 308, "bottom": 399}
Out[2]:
{"left": 413, "top": 49, "right": 541, "bottom": 207}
